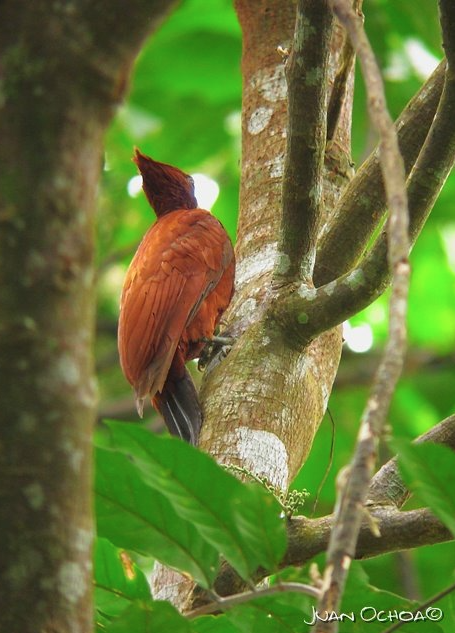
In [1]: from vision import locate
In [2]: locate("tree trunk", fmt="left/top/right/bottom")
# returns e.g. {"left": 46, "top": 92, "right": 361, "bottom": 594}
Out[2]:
{"left": 152, "top": 0, "right": 355, "bottom": 610}
{"left": 0, "top": 2, "right": 176, "bottom": 630}
{"left": 199, "top": 0, "right": 352, "bottom": 487}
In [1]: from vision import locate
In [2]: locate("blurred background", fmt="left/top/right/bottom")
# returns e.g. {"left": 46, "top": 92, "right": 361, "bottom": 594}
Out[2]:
{"left": 96, "top": 0, "right": 455, "bottom": 612}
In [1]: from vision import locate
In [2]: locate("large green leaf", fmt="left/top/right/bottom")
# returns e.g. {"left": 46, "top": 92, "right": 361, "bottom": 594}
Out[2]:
{"left": 94, "top": 537, "right": 152, "bottom": 630}
{"left": 192, "top": 614, "right": 241, "bottom": 633}
{"left": 339, "top": 562, "right": 444, "bottom": 633}
{"left": 394, "top": 439, "right": 455, "bottom": 537}
{"left": 95, "top": 447, "right": 219, "bottom": 587}
{"left": 104, "top": 421, "right": 287, "bottom": 579}
{"left": 225, "top": 592, "right": 312, "bottom": 633}
{"left": 106, "top": 601, "right": 192, "bottom": 633}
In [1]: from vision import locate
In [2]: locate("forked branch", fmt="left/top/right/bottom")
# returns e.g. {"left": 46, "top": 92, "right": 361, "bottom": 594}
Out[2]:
{"left": 316, "top": 59, "right": 446, "bottom": 286}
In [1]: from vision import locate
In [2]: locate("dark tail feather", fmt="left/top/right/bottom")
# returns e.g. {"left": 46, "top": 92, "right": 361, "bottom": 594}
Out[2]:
{"left": 153, "top": 368, "right": 202, "bottom": 445}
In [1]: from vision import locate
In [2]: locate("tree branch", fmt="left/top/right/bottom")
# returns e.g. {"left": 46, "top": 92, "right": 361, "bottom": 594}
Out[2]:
{"left": 200, "top": 508, "right": 452, "bottom": 608}
{"left": 269, "top": 57, "right": 454, "bottom": 347}
{"left": 286, "top": 507, "right": 452, "bottom": 568}
{"left": 368, "top": 414, "right": 455, "bottom": 508}
{"left": 273, "top": 0, "right": 333, "bottom": 284}
{"left": 187, "top": 414, "right": 455, "bottom": 611}
{"left": 187, "top": 582, "right": 320, "bottom": 618}
{"left": 315, "top": 0, "right": 410, "bottom": 626}
{"left": 315, "top": 60, "right": 446, "bottom": 286}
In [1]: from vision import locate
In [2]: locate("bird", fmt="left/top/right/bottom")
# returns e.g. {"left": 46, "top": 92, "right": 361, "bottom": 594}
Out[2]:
{"left": 118, "top": 149, "right": 235, "bottom": 444}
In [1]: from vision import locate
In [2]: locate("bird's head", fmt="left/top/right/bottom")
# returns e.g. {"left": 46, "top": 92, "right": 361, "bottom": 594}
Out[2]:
{"left": 133, "top": 149, "right": 198, "bottom": 217}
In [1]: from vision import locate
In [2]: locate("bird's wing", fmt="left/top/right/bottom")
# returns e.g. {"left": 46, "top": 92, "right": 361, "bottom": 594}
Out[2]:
{"left": 118, "top": 208, "right": 234, "bottom": 406}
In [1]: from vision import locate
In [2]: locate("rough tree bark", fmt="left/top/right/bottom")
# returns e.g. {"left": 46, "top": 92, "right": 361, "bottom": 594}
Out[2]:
{"left": 0, "top": 2, "right": 177, "bottom": 631}
{"left": 199, "top": 0, "right": 348, "bottom": 492}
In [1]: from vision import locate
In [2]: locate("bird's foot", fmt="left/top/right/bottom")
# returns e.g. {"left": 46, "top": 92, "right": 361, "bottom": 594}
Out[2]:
{"left": 198, "top": 335, "right": 235, "bottom": 372}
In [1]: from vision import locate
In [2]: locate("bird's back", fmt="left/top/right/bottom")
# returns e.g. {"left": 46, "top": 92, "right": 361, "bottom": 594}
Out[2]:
{"left": 118, "top": 207, "right": 234, "bottom": 408}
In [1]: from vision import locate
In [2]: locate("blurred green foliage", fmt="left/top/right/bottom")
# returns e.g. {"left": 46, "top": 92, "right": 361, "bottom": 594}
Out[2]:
{"left": 96, "top": 0, "right": 455, "bottom": 627}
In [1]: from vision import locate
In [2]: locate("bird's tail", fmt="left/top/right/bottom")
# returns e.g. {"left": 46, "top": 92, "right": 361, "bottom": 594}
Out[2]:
{"left": 152, "top": 368, "right": 202, "bottom": 445}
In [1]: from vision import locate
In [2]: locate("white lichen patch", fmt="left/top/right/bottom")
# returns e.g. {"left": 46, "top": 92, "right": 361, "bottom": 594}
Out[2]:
{"left": 274, "top": 252, "right": 291, "bottom": 275}
{"left": 265, "top": 154, "right": 285, "bottom": 178}
{"left": 73, "top": 527, "right": 93, "bottom": 554}
{"left": 296, "top": 352, "right": 314, "bottom": 379}
{"left": 234, "top": 297, "right": 258, "bottom": 322}
{"left": 22, "top": 482, "right": 45, "bottom": 510}
{"left": 250, "top": 65, "right": 287, "bottom": 103}
{"left": 235, "top": 242, "right": 277, "bottom": 287}
{"left": 344, "top": 268, "right": 365, "bottom": 290}
{"left": 54, "top": 353, "right": 81, "bottom": 387}
{"left": 61, "top": 437, "right": 84, "bottom": 472}
{"left": 321, "top": 280, "right": 337, "bottom": 296}
{"left": 300, "top": 251, "right": 316, "bottom": 278}
{"left": 297, "top": 285, "right": 317, "bottom": 300}
{"left": 248, "top": 106, "right": 274, "bottom": 135}
{"left": 220, "top": 427, "right": 289, "bottom": 490}
{"left": 57, "top": 561, "right": 86, "bottom": 604}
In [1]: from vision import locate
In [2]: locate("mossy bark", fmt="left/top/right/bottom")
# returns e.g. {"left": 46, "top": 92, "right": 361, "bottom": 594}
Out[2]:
{"left": 0, "top": 2, "right": 176, "bottom": 631}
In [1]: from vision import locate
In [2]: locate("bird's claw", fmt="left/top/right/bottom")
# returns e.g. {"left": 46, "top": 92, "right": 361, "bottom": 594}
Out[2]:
{"left": 198, "top": 335, "right": 235, "bottom": 372}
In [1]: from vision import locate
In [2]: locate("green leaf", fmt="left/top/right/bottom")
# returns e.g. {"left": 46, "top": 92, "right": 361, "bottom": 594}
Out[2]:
{"left": 94, "top": 537, "right": 152, "bottom": 626}
{"left": 339, "top": 562, "right": 444, "bottom": 633}
{"left": 192, "top": 614, "right": 241, "bottom": 633}
{"left": 106, "top": 601, "right": 192, "bottom": 633}
{"left": 95, "top": 447, "right": 219, "bottom": 587}
{"left": 394, "top": 439, "right": 455, "bottom": 537}
{"left": 225, "top": 592, "right": 312, "bottom": 633}
{"left": 103, "top": 422, "right": 287, "bottom": 579}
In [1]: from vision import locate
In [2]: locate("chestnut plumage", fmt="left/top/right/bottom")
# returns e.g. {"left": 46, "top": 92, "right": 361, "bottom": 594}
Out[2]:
{"left": 118, "top": 149, "right": 235, "bottom": 444}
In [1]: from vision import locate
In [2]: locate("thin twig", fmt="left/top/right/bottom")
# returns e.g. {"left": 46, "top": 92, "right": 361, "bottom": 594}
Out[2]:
{"left": 315, "top": 0, "right": 410, "bottom": 629}
{"left": 186, "top": 581, "right": 321, "bottom": 618}
{"left": 273, "top": 0, "right": 333, "bottom": 284}
{"left": 311, "top": 408, "right": 336, "bottom": 516}
{"left": 380, "top": 580, "right": 455, "bottom": 633}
